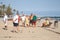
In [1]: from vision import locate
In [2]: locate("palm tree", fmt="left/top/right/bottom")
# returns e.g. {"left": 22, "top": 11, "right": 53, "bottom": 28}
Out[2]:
{"left": 0, "top": 2, "right": 3, "bottom": 15}
{"left": 13, "top": 9, "right": 16, "bottom": 15}
{"left": 13, "top": 9, "right": 16, "bottom": 12}
{"left": 6, "top": 4, "right": 12, "bottom": 16}
{"left": 13, "top": 9, "right": 15, "bottom": 11}
{"left": 2, "top": 4, "right": 5, "bottom": 15}
{"left": 0, "top": 2, "right": 5, "bottom": 15}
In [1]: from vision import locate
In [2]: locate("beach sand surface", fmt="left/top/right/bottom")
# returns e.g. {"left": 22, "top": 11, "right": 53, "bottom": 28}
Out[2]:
{"left": 0, "top": 19, "right": 60, "bottom": 40}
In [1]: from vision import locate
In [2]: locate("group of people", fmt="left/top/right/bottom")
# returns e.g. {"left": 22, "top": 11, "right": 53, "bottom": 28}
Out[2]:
{"left": 3, "top": 12, "right": 59, "bottom": 33}
{"left": 41, "top": 18, "right": 52, "bottom": 27}
{"left": 3, "top": 12, "right": 37, "bottom": 33}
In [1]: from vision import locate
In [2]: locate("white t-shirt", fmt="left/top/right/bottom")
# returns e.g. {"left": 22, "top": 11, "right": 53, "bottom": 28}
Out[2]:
{"left": 3, "top": 15, "right": 8, "bottom": 25}
{"left": 13, "top": 15, "right": 19, "bottom": 23}
{"left": 4, "top": 15, "right": 8, "bottom": 22}
{"left": 21, "top": 16, "right": 26, "bottom": 21}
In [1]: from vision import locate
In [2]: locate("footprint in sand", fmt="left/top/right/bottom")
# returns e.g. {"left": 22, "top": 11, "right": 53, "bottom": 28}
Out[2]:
{"left": 28, "top": 30, "right": 35, "bottom": 33}
{"left": 4, "top": 36, "right": 12, "bottom": 38}
{"left": 9, "top": 36, "right": 12, "bottom": 38}
{"left": 20, "top": 30, "right": 23, "bottom": 33}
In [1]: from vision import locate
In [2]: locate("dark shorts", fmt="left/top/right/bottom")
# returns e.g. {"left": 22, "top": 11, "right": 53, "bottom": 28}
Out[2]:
{"left": 13, "top": 22, "right": 18, "bottom": 27}
{"left": 30, "top": 20, "right": 33, "bottom": 23}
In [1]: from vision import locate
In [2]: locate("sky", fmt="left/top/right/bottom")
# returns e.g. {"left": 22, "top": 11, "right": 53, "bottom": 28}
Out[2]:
{"left": 0, "top": 0, "right": 60, "bottom": 16}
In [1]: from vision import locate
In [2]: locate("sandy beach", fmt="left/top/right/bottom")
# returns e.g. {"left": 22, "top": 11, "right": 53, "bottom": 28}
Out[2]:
{"left": 0, "top": 19, "right": 60, "bottom": 40}
{"left": 0, "top": 0, "right": 60, "bottom": 40}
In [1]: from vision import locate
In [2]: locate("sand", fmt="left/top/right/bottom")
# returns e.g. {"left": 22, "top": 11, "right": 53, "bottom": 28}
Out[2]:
{"left": 0, "top": 19, "right": 60, "bottom": 40}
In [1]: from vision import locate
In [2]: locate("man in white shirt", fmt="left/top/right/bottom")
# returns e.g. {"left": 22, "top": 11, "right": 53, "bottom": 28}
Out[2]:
{"left": 21, "top": 14, "right": 26, "bottom": 27}
{"left": 3, "top": 13, "right": 8, "bottom": 30}
{"left": 13, "top": 13, "right": 19, "bottom": 33}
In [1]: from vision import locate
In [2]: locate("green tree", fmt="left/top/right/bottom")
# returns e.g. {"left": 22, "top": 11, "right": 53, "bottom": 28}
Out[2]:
{"left": 13, "top": 9, "right": 16, "bottom": 13}
{"left": 13, "top": 9, "right": 16, "bottom": 12}
{"left": 6, "top": 4, "right": 12, "bottom": 16}
{"left": 2, "top": 4, "right": 5, "bottom": 15}
{"left": 0, "top": 3, "right": 5, "bottom": 15}
{"left": 0, "top": 9, "right": 2, "bottom": 15}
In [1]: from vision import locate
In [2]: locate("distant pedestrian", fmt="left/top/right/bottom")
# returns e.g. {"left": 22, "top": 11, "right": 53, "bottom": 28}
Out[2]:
{"left": 3, "top": 13, "right": 8, "bottom": 30}
{"left": 54, "top": 20, "right": 58, "bottom": 28}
